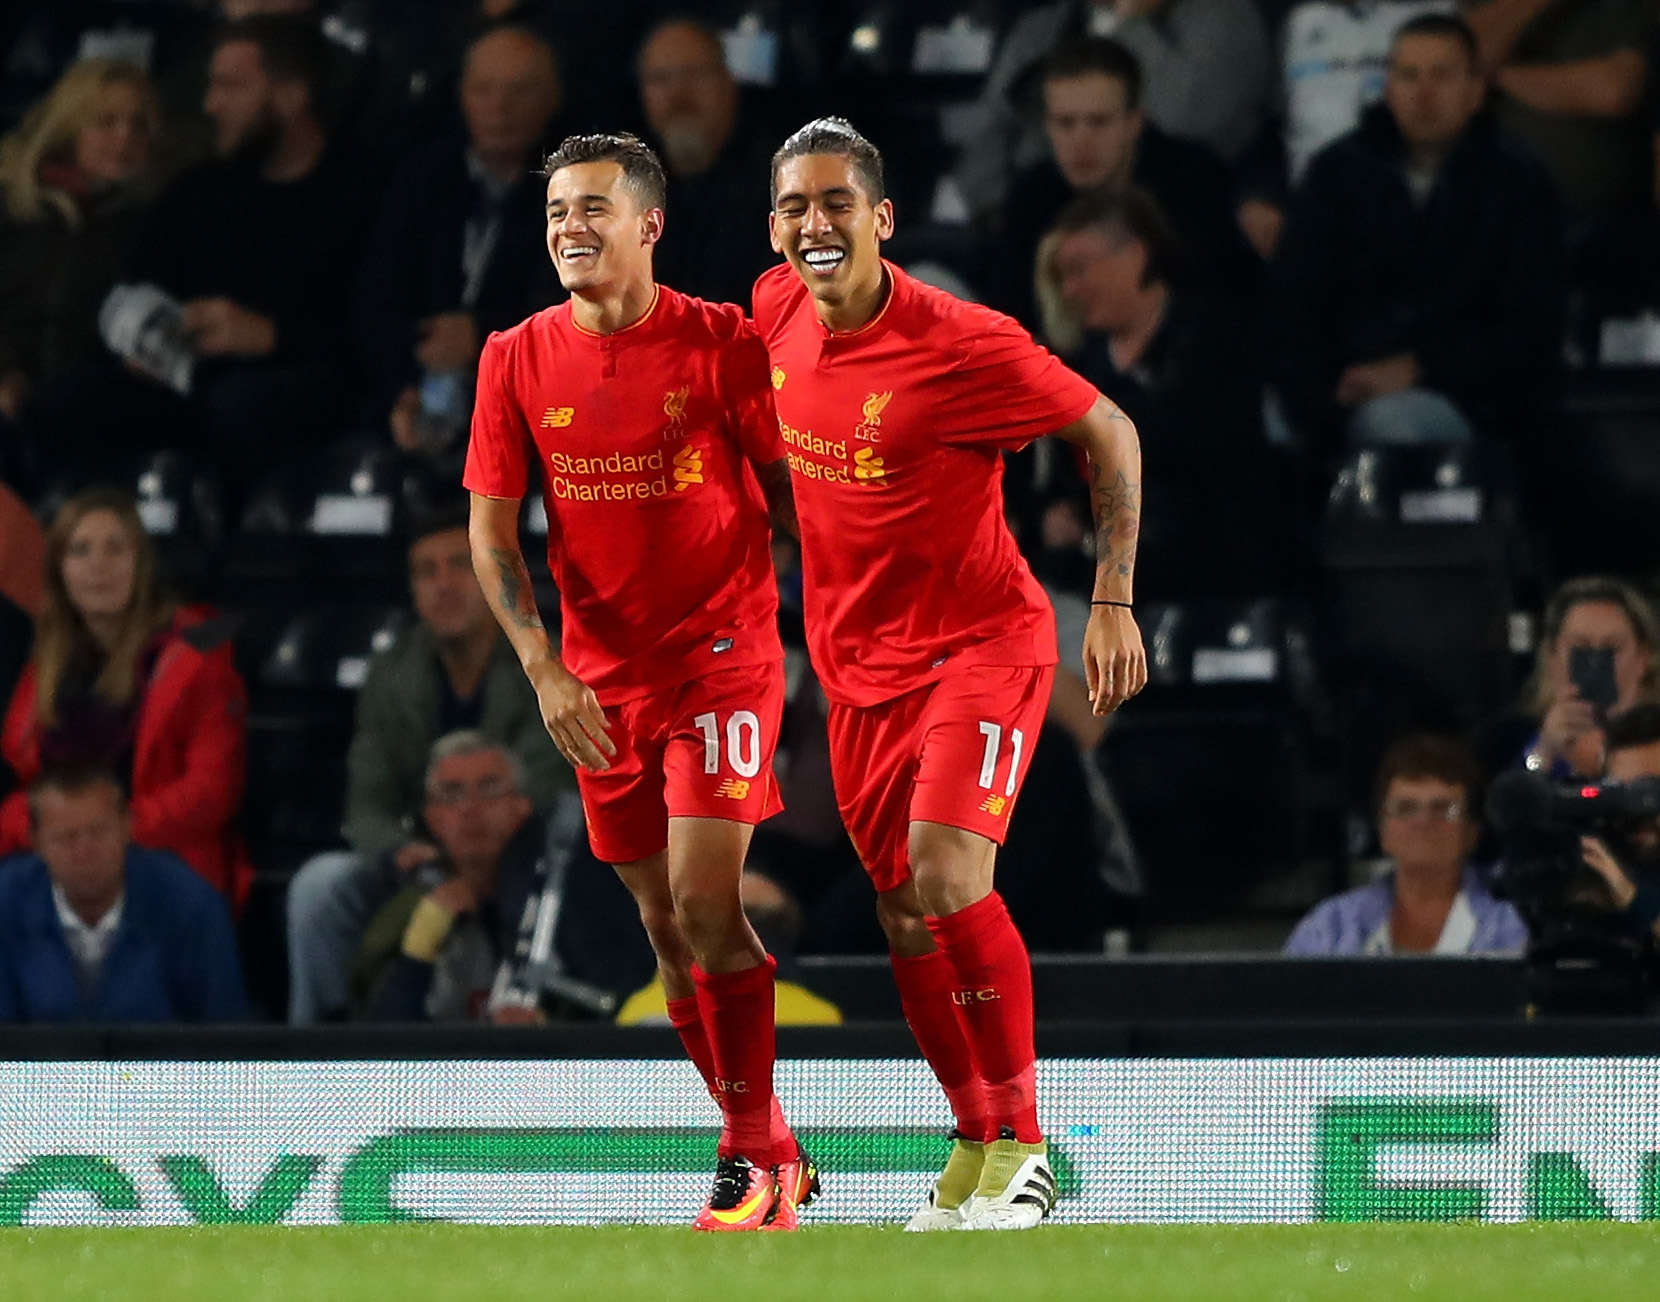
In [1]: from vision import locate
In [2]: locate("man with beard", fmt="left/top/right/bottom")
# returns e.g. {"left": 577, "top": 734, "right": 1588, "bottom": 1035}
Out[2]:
{"left": 51, "top": 14, "right": 374, "bottom": 483}
{"left": 635, "top": 19, "right": 777, "bottom": 306}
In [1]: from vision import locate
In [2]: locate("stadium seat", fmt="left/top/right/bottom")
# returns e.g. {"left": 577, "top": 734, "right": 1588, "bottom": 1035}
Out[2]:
{"left": 1097, "top": 598, "right": 1340, "bottom": 921}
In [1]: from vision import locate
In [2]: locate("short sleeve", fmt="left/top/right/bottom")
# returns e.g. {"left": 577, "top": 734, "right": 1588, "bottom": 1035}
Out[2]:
{"left": 935, "top": 309, "right": 1099, "bottom": 451}
{"left": 723, "top": 324, "right": 785, "bottom": 464}
{"left": 463, "top": 332, "right": 531, "bottom": 499}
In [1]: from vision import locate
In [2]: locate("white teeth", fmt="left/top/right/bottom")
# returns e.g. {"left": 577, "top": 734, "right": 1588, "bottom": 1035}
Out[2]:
{"left": 562, "top": 246, "right": 598, "bottom": 258}
{"left": 803, "top": 248, "right": 844, "bottom": 266}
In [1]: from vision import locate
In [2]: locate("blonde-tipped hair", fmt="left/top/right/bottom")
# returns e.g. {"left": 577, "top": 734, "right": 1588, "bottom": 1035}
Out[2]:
{"left": 0, "top": 58, "right": 158, "bottom": 224}
{"left": 34, "top": 487, "right": 174, "bottom": 726}
{"left": 1033, "top": 229, "right": 1084, "bottom": 358}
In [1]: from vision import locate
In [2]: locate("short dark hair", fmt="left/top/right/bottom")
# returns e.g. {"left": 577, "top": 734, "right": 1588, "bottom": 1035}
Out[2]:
{"left": 771, "top": 117, "right": 885, "bottom": 205}
{"left": 1607, "top": 704, "right": 1660, "bottom": 753}
{"left": 27, "top": 767, "right": 127, "bottom": 829}
{"left": 406, "top": 500, "right": 471, "bottom": 553}
{"left": 1374, "top": 733, "right": 1482, "bottom": 818}
{"left": 215, "top": 15, "right": 342, "bottom": 125}
{"left": 540, "top": 132, "right": 666, "bottom": 212}
{"left": 1393, "top": 13, "right": 1480, "bottom": 68}
{"left": 1042, "top": 38, "right": 1143, "bottom": 112}
{"left": 1052, "top": 187, "right": 1188, "bottom": 288}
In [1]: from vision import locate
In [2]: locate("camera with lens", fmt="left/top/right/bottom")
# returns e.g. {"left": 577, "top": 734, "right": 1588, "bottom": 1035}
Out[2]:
{"left": 1486, "top": 770, "right": 1660, "bottom": 1012}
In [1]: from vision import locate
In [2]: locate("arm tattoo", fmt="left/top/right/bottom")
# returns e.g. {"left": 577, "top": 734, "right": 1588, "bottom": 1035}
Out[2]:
{"left": 756, "top": 457, "right": 798, "bottom": 539}
{"left": 1089, "top": 463, "right": 1140, "bottom": 584}
{"left": 488, "top": 546, "right": 546, "bottom": 633}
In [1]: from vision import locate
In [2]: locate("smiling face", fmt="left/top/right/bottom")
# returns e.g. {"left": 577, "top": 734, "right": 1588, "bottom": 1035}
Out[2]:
{"left": 544, "top": 160, "right": 662, "bottom": 296}
{"left": 770, "top": 152, "right": 892, "bottom": 316}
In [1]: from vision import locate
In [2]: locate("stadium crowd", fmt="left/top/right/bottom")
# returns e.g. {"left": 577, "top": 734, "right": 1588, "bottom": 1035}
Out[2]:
{"left": 0, "top": 0, "right": 1658, "bottom": 1022}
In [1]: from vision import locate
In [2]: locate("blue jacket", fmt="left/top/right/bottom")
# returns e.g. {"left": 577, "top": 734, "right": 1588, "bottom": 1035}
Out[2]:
{"left": 0, "top": 848, "right": 249, "bottom": 1022}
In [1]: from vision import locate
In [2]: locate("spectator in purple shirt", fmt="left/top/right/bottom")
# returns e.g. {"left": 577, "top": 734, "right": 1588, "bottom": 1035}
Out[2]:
{"left": 1285, "top": 733, "right": 1526, "bottom": 955}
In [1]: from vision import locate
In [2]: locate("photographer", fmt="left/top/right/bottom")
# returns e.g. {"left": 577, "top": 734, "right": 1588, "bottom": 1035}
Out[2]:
{"left": 1285, "top": 734, "right": 1526, "bottom": 956}
{"left": 1579, "top": 705, "right": 1660, "bottom": 941}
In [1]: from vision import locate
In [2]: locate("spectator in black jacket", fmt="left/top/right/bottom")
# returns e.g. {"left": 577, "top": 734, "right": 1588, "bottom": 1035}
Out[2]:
{"left": 29, "top": 14, "right": 373, "bottom": 486}
{"left": 1266, "top": 14, "right": 1566, "bottom": 452}
{"left": 1038, "top": 188, "right": 1283, "bottom": 599}
{"left": 995, "top": 38, "right": 1260, "bottom": 326}
{"left": 636, "top": 19, "right": 778, "bottom": 307}
{"left": 353, "top": 24, "right": 565, "bottom": 470}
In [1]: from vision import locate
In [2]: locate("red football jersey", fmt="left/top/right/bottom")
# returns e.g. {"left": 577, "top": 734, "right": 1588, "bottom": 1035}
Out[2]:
{"left": 464, "top": 287, "right": 784, "bottom": 704}
{"left": 752, "top": 260, "right": 1099, "bottom": 707}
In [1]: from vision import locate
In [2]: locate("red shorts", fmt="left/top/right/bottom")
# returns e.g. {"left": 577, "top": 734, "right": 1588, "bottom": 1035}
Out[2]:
{"left": 826, "top": 662, "right": 1055, "bottom": 893}
{"left": 577, "top": 661, "right": 786, "bottom": 865}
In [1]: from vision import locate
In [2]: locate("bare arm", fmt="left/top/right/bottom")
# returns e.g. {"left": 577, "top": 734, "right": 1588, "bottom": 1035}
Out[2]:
{"left": 1464, "top": 0, "right": 1555, "bottom": 74}
{"left": 1053, "top": 395, "right": 1149, "bottom": 716}
{"left": 1495, "top": 50, "right": 1646, "bottom": 118}
{"left": 754, "top": 455, "right": 798, "bottom": 539}
{"left": 467, "top": 492, "right": 614, "bottom": 771}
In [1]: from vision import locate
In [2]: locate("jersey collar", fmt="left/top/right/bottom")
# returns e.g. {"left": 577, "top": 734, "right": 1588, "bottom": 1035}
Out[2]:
{"left": 819, "top": 260, "right": 901, "bottom": 341}
{"left": 567, "top": 284, "right": 663, "bottom": 340}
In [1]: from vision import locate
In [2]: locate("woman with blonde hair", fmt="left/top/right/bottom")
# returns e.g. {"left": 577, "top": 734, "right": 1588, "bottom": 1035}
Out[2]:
{"left": 0, "top": 59, "right": 163, "bottom": 428}
{"left": 0, "top": 488, "right": 253, "bottom": 907}
{"left": 1515, "top": 576, "right": 1660, "bottom": 780}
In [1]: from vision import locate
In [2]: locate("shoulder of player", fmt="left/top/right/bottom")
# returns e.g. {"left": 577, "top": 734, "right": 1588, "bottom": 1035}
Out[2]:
{"left": 658, "top": 285, "right": 753, "bottom": 344}
{"left": 895, "top": 268, "right": 1033, "bottom": 364}
{"left": 750, "top": 262, "right": 807, "bottom": 335}
{"left": 480, "top": 302, "right": 569, "bottom": 356}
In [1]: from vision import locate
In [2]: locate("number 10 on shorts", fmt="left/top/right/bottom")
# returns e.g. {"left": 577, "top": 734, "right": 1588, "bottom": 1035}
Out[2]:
{"left": 695, "top": 710, "right": 763, "bottom": 778}
{"left": 978, "top": 721, "right": 1025, "bottom": 797}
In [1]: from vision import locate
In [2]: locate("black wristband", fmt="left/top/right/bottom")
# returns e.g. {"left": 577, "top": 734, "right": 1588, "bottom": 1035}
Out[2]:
{"left": 1626, "top": 880, "right": 1660, "bottom": 930}
{"left": 1091, "top": 599, "right": 1132, "bottom": 608}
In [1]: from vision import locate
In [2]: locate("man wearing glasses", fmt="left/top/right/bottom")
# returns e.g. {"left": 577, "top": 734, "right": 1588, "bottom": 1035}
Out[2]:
{"left": 1284, "top": 734, "right": 1526, "bottom": 955}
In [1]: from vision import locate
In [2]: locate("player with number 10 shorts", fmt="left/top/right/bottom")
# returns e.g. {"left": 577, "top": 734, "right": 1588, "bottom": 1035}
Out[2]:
{"left": 465, "top": 133, "right": 815, "bottom": 1231}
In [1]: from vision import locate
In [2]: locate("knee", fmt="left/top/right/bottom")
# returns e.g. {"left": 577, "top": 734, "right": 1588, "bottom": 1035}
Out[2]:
{"left": 875, "top": 889, "right": 932, "bottom": 955}
{"left": 671, "top": 879, "right": 745, "bottom": 949}
{"left": 286, "top": 851, "right": 363, "bottom": 929}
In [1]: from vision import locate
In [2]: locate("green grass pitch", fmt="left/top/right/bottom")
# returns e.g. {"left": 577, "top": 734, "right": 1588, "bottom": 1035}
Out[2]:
{"left": 4, "top": 1223, "right": 1660, "bottom": 1301}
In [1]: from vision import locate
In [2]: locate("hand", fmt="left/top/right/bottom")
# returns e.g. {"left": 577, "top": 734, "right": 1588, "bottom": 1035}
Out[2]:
{"left": 415, "top": 312, "right": 479, "bottom": 374}
{"left": 1582, "top": 836, "right": 1636, "bottom": 909}
{"left": 490, "top": 1003, "right": 546, "bottom": 1026}
{"left": 528, "top": 658, "right": 616, "bottom": 771}
{"left": 392, "top": 840, "right": 441, "bottom": 874}
{"left": 427, "top": 875, "right": 480, "bottom": 917}
{"left": 180, "top": 298, "right": 277, "bottom": 358}
{"left": 389, "top": 386, "right": 422, "bottom": 451}
{"left": 1538, "top": 697, "right": 1603, "bottom": 773}
{"left": 1335, "top": 354, "right": 1419, "bottom": 405}
{"left": 1236, "top": 197, "right": 1284, "bottom": 262}
{"left": 0, "top": 368, "right": 30, "bottom": 422}
{"left": 1082, "top": 605, "right": 1147, "bottom": 717}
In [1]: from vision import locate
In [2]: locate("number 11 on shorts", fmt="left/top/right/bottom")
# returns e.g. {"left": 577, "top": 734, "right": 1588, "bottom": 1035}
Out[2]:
{"left": 695, "top": 710, "right": 762, "bottom": 778}
{"left": 977, "top": 721, "right": 1025, "bottom": 797}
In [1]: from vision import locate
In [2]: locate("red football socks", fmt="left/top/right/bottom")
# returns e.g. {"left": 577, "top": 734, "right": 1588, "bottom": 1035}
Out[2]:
{"left": 669, "top": 988, "right": 796, "bottom": 1163}
{"left": 890, "top": 948, "right": 989, "bottom": 1141}
{"left": 925, "top": 892, "right": 1041, "bottom": 1145}
{"left": 692, "top": 957, "right": 787, "bottom": 1165}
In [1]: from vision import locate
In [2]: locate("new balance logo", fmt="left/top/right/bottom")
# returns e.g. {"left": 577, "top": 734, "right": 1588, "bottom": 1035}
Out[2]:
{"left": 951, "top": 987, "right": 1000, "bottom": 1005}
{"left": 673, "top": 444, "right": 704, "bottom": 490}
{"left": 770, "top": 366, "right": 786, "bottom": 391}
{"left": 541, "top": 407, "right": 574, "bottom": 428}
{"left": 714, "top": 778, "right": 751, "bottom": 800}
{"left": 978, "top": 794, "right": 1008, "bottom": 816}
{"left": 853, "top": 446, "right": 885, "bottom": 480}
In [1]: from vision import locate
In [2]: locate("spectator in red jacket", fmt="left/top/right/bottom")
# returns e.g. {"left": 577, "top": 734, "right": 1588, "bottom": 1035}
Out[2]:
{"left": 0, "top": 487, "right": 252, "bottom": 907}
